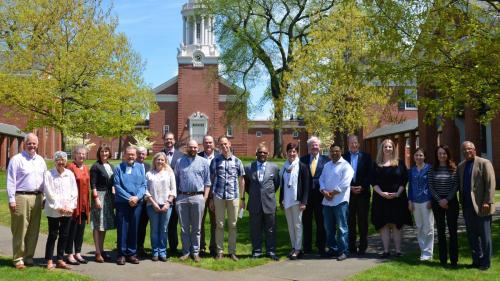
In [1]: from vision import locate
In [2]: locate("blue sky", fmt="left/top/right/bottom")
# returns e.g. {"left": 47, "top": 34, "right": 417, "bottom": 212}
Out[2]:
{"left": 110, "top": 0, "right": 271, "bottom": 119}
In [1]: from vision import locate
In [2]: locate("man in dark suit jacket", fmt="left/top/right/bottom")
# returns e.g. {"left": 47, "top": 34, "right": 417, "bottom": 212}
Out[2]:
{"left": 198, "top": 135, "right": 219, "bottom": 256}
{"left": 343, "top": 135, "right": 372, "bottom": 255}
{"left": 300, "top": 136, "right": 329, "bottom": 256}
{"left": 244, "top": 143, "right": 280, "bottom": 261}
{"left": 162, "top": 132, "right": 184, "bottom": 254}
{"left": 135, "top": 146, "right": 151, "bottom": 257}
{"left": 457, "top": 141, "right": 496, "bottom": 271}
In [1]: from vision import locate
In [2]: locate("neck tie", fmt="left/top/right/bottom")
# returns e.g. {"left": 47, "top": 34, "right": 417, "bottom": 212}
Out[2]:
{"left": 258, "top": 163, "right": 264, "bottom": 182}
{"left": 310, "top": 155, "right": 317, "bottom": 177}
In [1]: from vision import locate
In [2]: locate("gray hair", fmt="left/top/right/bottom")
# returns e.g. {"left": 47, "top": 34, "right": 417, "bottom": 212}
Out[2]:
{"left": 136, "top": 146, "right": 147, "bottom": 154}
{"left": 307, "top": 136, "right": 321, "bottom": 147}
{"left": 347, "top": 135, "right": 358, "bottom": 143}
{"left": 462, "top": 141, "right": 476, "bottom": 149}
{"left": 24, "top": 132, "right": 38, "bottom": 143}
{"left": 54, "top": 151, "right": 68, "bottom": 160}
{"left": 125, "top": 145, "right": 137, "bottom": 153}
{"left": 73, "top": 144, "right": 88, "bottom": 155}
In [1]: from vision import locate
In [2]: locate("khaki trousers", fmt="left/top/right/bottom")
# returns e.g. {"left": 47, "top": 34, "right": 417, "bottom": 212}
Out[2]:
{"left": 214, "top": 197, "right": 239, "bottom": 254}
{"left": 11, "top": 193, "right": 42, "bottom": 265}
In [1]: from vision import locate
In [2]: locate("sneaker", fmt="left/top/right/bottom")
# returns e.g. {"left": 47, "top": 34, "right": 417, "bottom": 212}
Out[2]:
{"left": 337, "top": 253, "right": 348, "bottom": 261}
{"left": 159, "top": 256, "right": 168, "bottom": 262}
{"left": 229, "top": 254, "right": 239, "bottom": 261}
{"left": 151, "top": 256, "right": 159, "bottom": 262}
{"left": 179, "top": 253, "right": 190, "bottom": 261}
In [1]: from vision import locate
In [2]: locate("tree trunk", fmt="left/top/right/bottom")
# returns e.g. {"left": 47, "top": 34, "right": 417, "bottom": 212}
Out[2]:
{"left": 271, "top": 78, "right": 284, "bottom": 158}
{"left": 117, "top": 135, "right": 123, "bottom": 160}
{"left": 61, "top": 131, "right": 66, "bottom": 152}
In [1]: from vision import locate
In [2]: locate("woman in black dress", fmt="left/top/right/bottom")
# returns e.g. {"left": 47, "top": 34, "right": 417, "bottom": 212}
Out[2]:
{"left": 371, "top": 139, "right": 412, "bottom": 257}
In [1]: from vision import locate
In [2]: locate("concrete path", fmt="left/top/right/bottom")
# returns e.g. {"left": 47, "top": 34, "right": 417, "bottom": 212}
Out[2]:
{"left": 0, "top": 207, "right": 498, "bottom": 281}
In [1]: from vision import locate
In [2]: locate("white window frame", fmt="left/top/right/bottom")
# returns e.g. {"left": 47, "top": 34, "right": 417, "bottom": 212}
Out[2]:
{"left": 403, "top": 88, "right": 417, "bottom": 110}
{"left": 163, "top": 125, "right": 170, "bottom": 135}
{"left": 226, "top": 125, "right": 233, "bottom": 137}
{"left": 292, "top": 131, "right": 299, "bottom": 138}
{"left": 256, "top": 131, "right": 262, "bottom": 137}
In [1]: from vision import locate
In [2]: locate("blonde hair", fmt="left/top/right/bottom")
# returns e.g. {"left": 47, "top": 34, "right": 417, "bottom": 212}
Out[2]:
{"left": 376, "top": 139, "right": 399, "bottom": 166}
{"left": 152, "top": 152, "right": 174, "bottom": 174}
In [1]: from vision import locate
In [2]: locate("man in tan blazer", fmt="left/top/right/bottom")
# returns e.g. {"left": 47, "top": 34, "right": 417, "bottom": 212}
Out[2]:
{"left": 457, "top": 141, "right": 496, "bottom": 271}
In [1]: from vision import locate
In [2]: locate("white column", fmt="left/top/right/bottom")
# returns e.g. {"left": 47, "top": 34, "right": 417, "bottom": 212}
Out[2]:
{"left": 210, "top": 17, "right": 215, "bottom": 45}
{"left": 201, "top": 16, "right": 205, "bottom": 45}
{"left": 192, "top": 16, "right": 196, "bottom": 45}
{"left": 182, "top": 16, "right": 186, "bottom": 45}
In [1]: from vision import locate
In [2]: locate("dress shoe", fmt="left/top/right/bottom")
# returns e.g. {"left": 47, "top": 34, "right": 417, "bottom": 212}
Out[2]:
{"left": 215, "top": 253, "right": 224, "bottom": 260}
{"left": 116, "top": 256, "right": 126, "bottom": 265}
{"left": 56, "top": 260, "right": 72, "bottom": 270}
{"left": 75, "top": 255, "right": 88, "bottom": 264}
{"left": 337, "top": 253, "right": 348, "bottom": 261}
{"left": 66, "top": 257, "right": 80, "bottom": 265}
{"left": 179, "top": 253, "right": 190, "bottom": 261}
{"left": 151, "top": 256, "right": 159, "bottom": 262}
{"left": 229, "top": 254, "right": 239, "bottom": 261}
{"left": 193, "top": 254, "right": 201, "bottom": 263}
{"left": 381, "top": 252, "right": 390, "bottom": 259}
{"left": 468, "top": 262, "right": 480, "bottom": 269}
{"left": 326, "top": 249, "right": 339, "bottom": 258}
{"left": 102, "top": 252, "right": 112, "bottom": 261}
{"left": 159, "top": 256, "right": 168, "bottom": 262}
{"left": 251, "top": 252, "right": 263, "bottom": 259}
{"left": 24, "top": 258, "right": 34, "bottom": 266}
{"left": 137, "top": 248, "right": 147, "bottom": 258}
{"left": 395, "top": 252, "right": 403, "bottom": 257}
{"left": 478, "top": 266, "right": 490, "bottom": 271}
{"left": 95, "top": 253, "right": 104, "bottom": 263}
{"left": 126, "top": 256, "right": 140, "bottom": 264}
{"left": 268, "top": 253, "right": 279, "bottom": 261}
{"left": 289, "top": 251, "right": 300, "bottom": 260}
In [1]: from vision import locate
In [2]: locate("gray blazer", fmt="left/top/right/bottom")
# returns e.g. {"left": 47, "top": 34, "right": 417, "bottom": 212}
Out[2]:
{"left": 245, "top": 161, "right": 280, "bottom": 214}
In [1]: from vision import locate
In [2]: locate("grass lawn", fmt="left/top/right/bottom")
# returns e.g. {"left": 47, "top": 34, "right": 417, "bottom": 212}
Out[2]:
{"left": 0, "top": 256, "right": 95, "bottom": 281}
{"left": 0, "top": 157, "right": 298, "bottom": 271}
{"left": 348, "top": 219, "right": 500, "bottom": 281}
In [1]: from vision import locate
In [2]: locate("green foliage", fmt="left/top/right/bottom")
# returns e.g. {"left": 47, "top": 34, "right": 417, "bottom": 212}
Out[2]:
{"left": 285, "top": 2, "right": 391, "bottom": 142}
{"left": 364, "top": 0, "right": 500, "bottom": 125}
{"left": 0, "top": 0, "right": 157, "bottom": 148}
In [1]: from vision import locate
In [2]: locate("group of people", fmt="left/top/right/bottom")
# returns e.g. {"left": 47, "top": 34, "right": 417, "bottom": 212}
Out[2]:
{"left": 6, "top": 132, "right": 496, "bottom": 272}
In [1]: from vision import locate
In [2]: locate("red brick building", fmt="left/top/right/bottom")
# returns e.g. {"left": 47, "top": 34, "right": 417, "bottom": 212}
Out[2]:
{"left": 148, "top": 0, "right": 307, "bottom": 157}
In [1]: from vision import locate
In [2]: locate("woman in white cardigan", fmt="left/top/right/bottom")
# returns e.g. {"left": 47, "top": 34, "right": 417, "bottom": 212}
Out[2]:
{"left": 44, "top": 151, "right": 78, "bottom": 270}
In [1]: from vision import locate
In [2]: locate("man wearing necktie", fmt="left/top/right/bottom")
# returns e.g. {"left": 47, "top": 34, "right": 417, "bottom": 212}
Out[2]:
{"left": 300, "top": 136, "right": 329, "bottom": 256}
{"left": 244, "top": 143, "right": 280, "bottom": 260}
{"left": 161, "top": 132, "right": 184, "bottom": 254}
{"left": 343, "top": 135, "right": 372, "bottom": 255}
{"left": 135, "top": 147, "right": 151, "bottom": 257}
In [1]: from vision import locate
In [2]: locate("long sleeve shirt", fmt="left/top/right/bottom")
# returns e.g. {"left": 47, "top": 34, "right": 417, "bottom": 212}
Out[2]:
{"left": 428, "top": 166, "right": 457, "bottom": 202}
{"left": 146, "top": 169, "right": 177, "bottom": 205}
{"left": 113, "top": 162, "right": 147, "bottom": 203}
{"left": 6, "top": 151, "right": 47, "bottom": 203}
{"left": 43, "top": 168, "right": 78, "bottom": 218}
{"left": 319, "top": 157, "right": 354, "bottom": 206}
{"left": 408, "top": 164, "right": 432, "bottom": 203}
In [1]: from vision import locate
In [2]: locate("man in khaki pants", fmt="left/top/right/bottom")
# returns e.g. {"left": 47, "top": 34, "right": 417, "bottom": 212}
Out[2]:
{"left": 209, "top": 136, "right": 245, "bottom": 261}
{"left": 7, "top": 133, "right": 47, "bottom": 269}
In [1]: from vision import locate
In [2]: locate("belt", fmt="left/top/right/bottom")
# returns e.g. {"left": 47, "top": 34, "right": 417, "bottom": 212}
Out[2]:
{"left": 178, "top": 191, "right": 204, "bottom": 196}
{"left": 16, "top": 191, "right": 42, "bottom": 195}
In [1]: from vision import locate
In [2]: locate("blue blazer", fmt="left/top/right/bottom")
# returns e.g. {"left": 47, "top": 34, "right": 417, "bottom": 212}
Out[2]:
{"left": 343, "top": 151, "right": 373, "bottom": 198}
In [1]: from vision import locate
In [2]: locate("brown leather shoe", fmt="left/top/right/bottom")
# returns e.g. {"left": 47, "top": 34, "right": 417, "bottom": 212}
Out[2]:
{"left": 193, "top": 254, "right": 201, "bottom": 263}
{"left": 116, "top": 256, "right": 125, "bottom": 265}
{"left": 56, "top": 260, "right": 72, "bottom": 270}
{"left": 229, "top": 254, "right": 239, "bottom": 261}
{"left": 95, "top": 253, "right": 104, "bottom": 263}
{"left": 126, "top": 255, "right": 140, "bottom": 264}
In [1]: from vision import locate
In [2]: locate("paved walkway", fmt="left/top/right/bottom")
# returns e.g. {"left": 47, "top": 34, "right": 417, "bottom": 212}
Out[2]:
{"left": 0, "top": 207, "right": 498, "bottom": 281}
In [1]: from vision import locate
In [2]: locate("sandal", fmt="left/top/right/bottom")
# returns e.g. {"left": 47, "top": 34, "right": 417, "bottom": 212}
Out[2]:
{"left": 75, "top": 255, "right": 88, "bottom": 264}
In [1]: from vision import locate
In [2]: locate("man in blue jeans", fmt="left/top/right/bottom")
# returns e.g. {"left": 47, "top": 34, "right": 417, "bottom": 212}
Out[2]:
{"left": 319, "top": 144, "right": 354, "bottom": 261}
{"left": 114, "top": 146, "right": 147, "bottom": 265}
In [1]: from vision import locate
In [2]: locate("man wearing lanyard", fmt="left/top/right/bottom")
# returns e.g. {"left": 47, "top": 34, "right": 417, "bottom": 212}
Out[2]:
{"left": 162, "top": 132, "right": 183, "bottom": 254}
{"left": 7, "top": 133, "right": 47, "bottom": 269}
{"left": 175, "top": 140, "right": 211, "bottom": 262}
{"left": 198, "top": 135, "right": 219, "bottom": 257}
{"left": 210, "top": 136, "right": 245, "bottom": 261}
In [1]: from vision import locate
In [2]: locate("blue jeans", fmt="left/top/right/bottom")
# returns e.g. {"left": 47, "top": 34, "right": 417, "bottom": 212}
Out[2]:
{"left": 115, "top": 202, "right": 143, "bottom": 257}
{"left": 147, "top": 205, "right": 172, "bottom": 258}
{"left": 323, "top": 201, "right": 349, "bottom": 255}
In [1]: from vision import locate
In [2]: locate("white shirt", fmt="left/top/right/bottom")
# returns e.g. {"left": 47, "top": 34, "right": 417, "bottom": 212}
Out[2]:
{"left": 319, "top": 157, "right": 354, "bottom": 206}
{"left": 145, "top": 169, "right": 177, "bottom": 205}
{"left": 282, "top": 163, "right": 299, "bottom": 209}
{"left": 43, "top": 168, "right": 78, "bottom": 218}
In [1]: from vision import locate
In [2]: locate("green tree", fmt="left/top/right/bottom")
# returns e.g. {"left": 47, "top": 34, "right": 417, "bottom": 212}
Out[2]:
{"left": 0, "top": 0, "right": 156, "bottom": 150}
{"left": 285, "top": 2, "right": 391, "bottom": 142}
{"left": 203, "top": 0, "right": 336, "bottom": 157}
{"left": 364, "top": 0, "right": 499, "bottom": 124}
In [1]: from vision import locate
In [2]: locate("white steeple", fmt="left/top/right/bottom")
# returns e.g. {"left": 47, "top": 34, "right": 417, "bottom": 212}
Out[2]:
{"left": 177, "top": 0, "right": 219, "bottom": 66}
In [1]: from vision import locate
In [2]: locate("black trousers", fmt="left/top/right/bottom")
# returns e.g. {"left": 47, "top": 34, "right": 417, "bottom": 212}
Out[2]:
{"left": 65, "top": 213, "right": 87, "bottom": 254}
{"left": 137, "top": 201, "right": 149, "bottom": 251}
{"left": 167, "top": 203, "right": 179, "bottom": 252}
{"left": 432, "top": 199, "right": 459, "bottom": 265}
{"left": 249, "top": 210, "right": 276, "bottom": 254}
{"left": 348, "top": 195, "right": 370, "bottom": 253}
{"left": 46, "top": 216, "right": 71, "bottom": 260}
{"left": 302, "top": 188, "right": 326, "bottom": 253}
{"left": 463, "top": 207, "right": 492, "bottom": 268}
{"left": 200, "top": 199, "right": 216, "bottom": 254}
